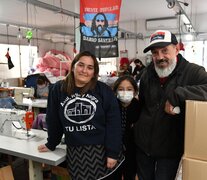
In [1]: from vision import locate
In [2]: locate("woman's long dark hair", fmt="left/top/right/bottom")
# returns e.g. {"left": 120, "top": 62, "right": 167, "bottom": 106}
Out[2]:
{"left": 62, "top": 51, "right": 99, "bottom": 95}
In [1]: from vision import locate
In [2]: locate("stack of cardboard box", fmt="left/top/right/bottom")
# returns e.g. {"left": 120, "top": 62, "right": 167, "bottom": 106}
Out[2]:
{"left": 183, "top": 100, "right": 207, "bottom": 180}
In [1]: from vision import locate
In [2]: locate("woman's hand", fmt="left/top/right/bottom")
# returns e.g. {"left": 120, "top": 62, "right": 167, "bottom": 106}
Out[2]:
{"left": 106, "top": 157, "right": 117, "bottom": 169}
{"left": 38, "top": 144, "right": 50, "bottom": 152}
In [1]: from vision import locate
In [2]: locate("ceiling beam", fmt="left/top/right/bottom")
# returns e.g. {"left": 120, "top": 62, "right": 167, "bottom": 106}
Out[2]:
{"left": 0, "top": 20, "right": 74, "bottom": 36}
{"left": 17, "top": 0, "right": 80, "bottom": 18}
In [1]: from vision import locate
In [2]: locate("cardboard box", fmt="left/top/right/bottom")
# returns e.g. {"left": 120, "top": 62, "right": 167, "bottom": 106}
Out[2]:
{"left": 184, "top": 100, "right": 207, "bottom": 160}
{"left": 183, "top": 157, "right": 207, "bottom": 180}
{"left": 0, "top": 165, "right": 14, "bottom": 180}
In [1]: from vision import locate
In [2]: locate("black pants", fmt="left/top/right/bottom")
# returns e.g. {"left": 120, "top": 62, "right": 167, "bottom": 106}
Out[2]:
{"left": 136, "top": 147, "right": 181, "bottom": 180}
{"left": 102, "top": 165, "right": 122, "bottom": 180}
{"left": 122, "top": 149, "right": 137, "bottom": 180}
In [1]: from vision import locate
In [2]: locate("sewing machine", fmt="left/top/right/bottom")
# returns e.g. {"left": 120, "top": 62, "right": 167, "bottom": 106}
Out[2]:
{"left": 14, "top": 87, "right": 34, "bottom": 104}
{"left": 0, "top": 108, "right": 35, "bottom": 139}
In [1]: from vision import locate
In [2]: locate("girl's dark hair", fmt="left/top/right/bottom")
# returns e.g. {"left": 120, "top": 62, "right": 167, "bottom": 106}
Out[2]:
{"left": 37, "top": 75, "right": 49, "bottom": 85}
{"left": 62, "top": 51, "right": 99, "bottom": 95}
{"left": 113, "top": 75, "right": 138, "bottom": 95}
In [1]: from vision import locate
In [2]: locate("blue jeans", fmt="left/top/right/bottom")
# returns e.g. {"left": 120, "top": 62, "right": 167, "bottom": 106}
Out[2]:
{"left": 136, "top": 147, "right": 181, "bottom": 180}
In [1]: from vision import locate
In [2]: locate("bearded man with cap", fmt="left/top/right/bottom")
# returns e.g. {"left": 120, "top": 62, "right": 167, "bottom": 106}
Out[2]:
{"left": 134, "top": 30, "right": 207, "bottom": 180}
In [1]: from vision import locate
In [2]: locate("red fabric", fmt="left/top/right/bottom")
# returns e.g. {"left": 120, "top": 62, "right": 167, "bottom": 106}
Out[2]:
{"left": 120, "top": 57, "right": 129, "bottom": 66}
{"left": 159, "top": 77, "right": 168, "bottom": 84}
{"left": 179, "top": 42, "right": 185, "bottom": 51}
{"left": 80, "top": 0, "right": 121, "bottom": 23}
{"left": 5, "top": 51, "right": 10, "bottom": 59}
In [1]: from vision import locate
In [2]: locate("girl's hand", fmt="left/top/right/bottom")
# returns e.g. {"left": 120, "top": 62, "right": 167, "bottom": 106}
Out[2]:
{"left": 106, "top": 157, "right": 117, "bottom": 169}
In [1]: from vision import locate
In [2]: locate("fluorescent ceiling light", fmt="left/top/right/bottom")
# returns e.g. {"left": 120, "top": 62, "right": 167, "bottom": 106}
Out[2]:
{"left": 180, "top": 14, "right": 190, "bottom": 24}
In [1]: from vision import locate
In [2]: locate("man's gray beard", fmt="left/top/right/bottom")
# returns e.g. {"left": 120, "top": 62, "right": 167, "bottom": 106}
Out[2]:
{"left": 154, "top": 58, "right": 177, "bottom": 78}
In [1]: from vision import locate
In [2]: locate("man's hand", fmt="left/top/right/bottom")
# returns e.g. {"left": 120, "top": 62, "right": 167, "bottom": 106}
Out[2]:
{"left": 165, "top": 100, "right": 176, "bottom": 115}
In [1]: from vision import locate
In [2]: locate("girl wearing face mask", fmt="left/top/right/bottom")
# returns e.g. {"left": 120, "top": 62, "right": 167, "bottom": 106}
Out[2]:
{"left": 113, "top": 75, "right": 139, "bottom": 180}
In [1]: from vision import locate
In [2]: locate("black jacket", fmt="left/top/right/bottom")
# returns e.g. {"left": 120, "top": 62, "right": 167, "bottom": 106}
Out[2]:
{"left": 134, "top": 54, "right": 207, "bottom": 158}
{"left": 119, "top": 98, "right": 140, "bottom": 150}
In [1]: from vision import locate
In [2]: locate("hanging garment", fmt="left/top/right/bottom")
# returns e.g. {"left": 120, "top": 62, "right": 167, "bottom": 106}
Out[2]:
{"left": 5, "top": 48, "right": 14, "bottom": 69}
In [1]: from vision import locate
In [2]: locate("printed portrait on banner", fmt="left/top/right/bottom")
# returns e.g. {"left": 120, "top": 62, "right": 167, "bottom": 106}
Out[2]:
{"left": 80, "top": 0, "right": 122, "bottom": 58}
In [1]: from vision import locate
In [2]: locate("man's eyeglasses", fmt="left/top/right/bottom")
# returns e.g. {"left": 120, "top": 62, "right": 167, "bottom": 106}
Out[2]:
{"left": 96, "top": 19, "right": 104, "bottom": 22}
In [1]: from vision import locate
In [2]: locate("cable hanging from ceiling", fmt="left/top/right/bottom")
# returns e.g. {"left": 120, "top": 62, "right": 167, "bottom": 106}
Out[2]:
{"left": 26, "top": 0, "right": 33, "bottom": 44}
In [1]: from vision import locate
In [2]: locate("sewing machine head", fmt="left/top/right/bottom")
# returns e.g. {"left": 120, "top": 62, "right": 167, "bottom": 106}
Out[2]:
{"left": 0, "top": 108, "right": 34, "bottom": 138}
{"left": 14, "top": 87, "right": 34, "bottom": 104}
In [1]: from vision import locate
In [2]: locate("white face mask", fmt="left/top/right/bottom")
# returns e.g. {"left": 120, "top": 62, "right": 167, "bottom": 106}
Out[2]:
{"left": 117, "top": 91, "right": 134, "bottom": 104}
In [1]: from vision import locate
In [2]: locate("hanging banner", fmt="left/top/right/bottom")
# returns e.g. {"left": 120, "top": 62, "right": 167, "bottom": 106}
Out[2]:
{"left": 80, "top": 0, "right": 122, "bottom": 58}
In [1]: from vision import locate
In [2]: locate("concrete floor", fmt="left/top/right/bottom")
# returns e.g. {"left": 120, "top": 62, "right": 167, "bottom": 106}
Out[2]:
{"left": 1, "top": 155, "right": 182, "bottom": 180}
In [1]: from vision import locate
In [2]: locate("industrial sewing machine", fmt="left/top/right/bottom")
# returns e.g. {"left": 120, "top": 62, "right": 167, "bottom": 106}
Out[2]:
{"left": 0, "top": 108, "right": 35, "bottom": 139}
{"left": 14, "top": 87, "right": 34, "bottom": 104}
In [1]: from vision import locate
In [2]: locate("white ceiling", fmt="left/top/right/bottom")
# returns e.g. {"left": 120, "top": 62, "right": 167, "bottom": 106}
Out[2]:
{"left": 0, "top": 0, "right": 207, "bottom": 39}
{"left": 121, "top": 0, "right": 207, "bottom": 20}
